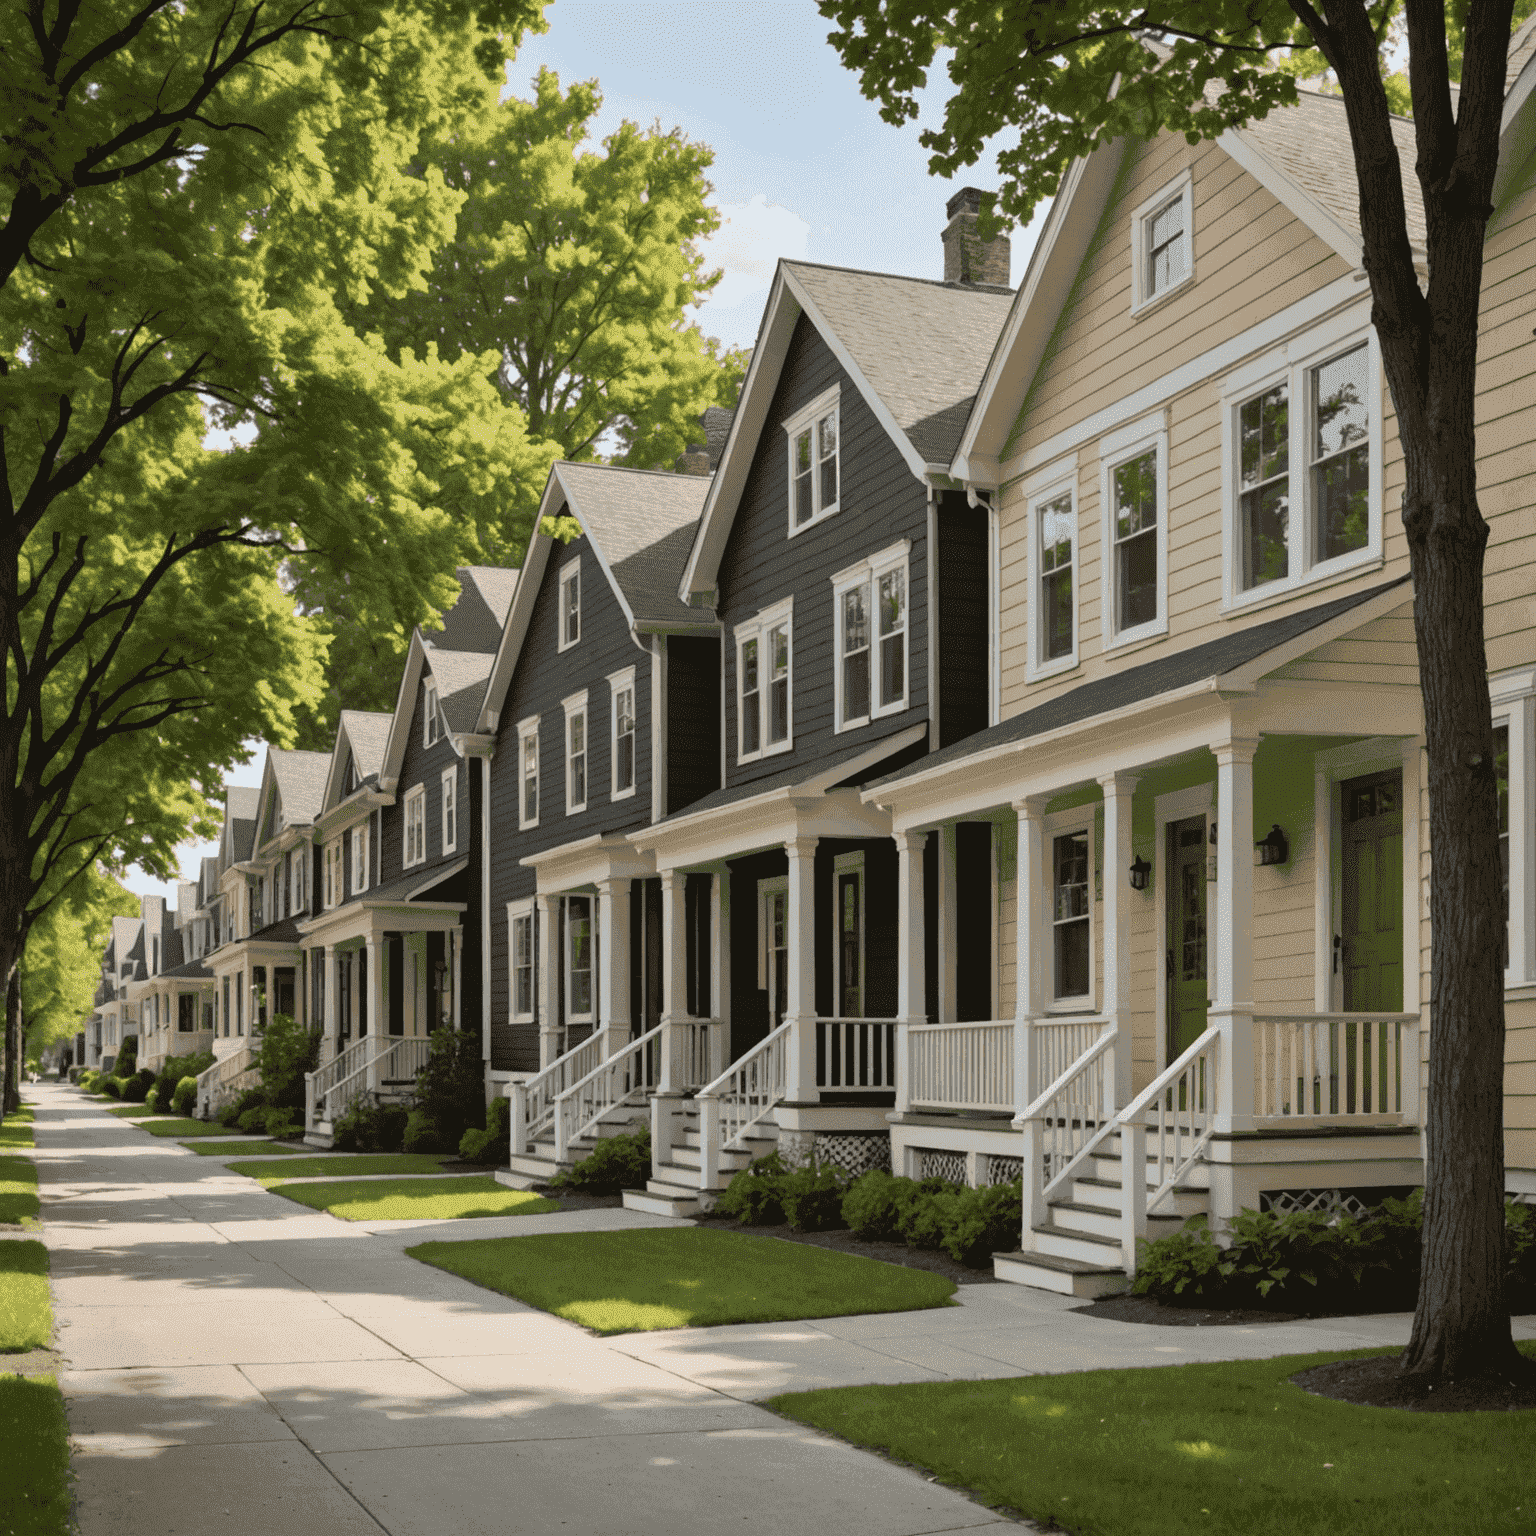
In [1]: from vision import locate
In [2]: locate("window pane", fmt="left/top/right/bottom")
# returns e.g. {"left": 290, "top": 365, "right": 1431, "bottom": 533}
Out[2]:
{"left": 564, "top": 571, "right": 580, "bottom": 643}
{"left": 742, "top": 638, "right": 760, "bottom": 753}
{"left": 1497, "top": 724, "right": 1510, "bottom": 969}
{"left": 1114, "top": 453, "right": 1157, "bottom": 540}
{"left": 878, "top": 567, "right": 905, "bottom": 636}
{"left": 1239, "top": 380, "right": 1291, "bottom": 589}
{"left": 1241, "top": 480, "right": 1290, "bottom": 588}
{"left": 769, "top": 625, "right": 790, "bottom": 743}
{"left": 1312, "top": 345, "right": 1370, "bottom": 562}
{"left": 1314, "top": 444, "right": 1369, "bottom": 562}
{"left": 878, "top": 568, "right": 906, "bottom": 706}
{"left": 1147, "top": 197, "right": 1185, "bottom": 294}
{"left": 1039, "top": 493, "right": 1073, "bottom": 660}
{"left": 1053, "top": 831, "right": 1090, "bottom": 998}
{"left": 1044, "top": 568, "right": 1073, "bottom": 661}
{"left": 1039, "top": 494, "right": 1072, "bottom": 574}
{"left": 1119, "top": 528, "right": 1158, "bottom": 630}
{"left": 794, "top": 430, "right": 813, "bottom": 523}
{"left": 616, "top": 687, "right": 635, "bottom": 791}
{"left": 842, "top": 587, "right": 869, "bottom": 722}
{"left": 818, "top": 412, "right": 838, "bottom": 508}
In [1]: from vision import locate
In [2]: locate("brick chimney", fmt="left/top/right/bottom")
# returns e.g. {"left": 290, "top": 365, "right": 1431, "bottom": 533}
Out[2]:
{"left": 942, "top": 187, "right": 1010, "bottom": 286}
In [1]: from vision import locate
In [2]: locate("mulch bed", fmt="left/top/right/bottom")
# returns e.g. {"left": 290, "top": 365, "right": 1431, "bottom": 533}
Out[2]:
{"left": 1293, "top": 1351, "right": 1536, "bottom": 1412}
{"left": 1074, "top": 1294, "right": 1316, "bottom": 1326}
{"left": 699, "top": 1213, "right": 997, "bottom": 1285}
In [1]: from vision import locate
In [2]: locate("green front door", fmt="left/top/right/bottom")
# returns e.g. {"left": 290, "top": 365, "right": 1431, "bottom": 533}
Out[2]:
{"left": 1341, "top": 770, "right": 1404, "bottom": 1011}
{"left": 1167, "top": 815, "right": 1209, "bottom": 1057}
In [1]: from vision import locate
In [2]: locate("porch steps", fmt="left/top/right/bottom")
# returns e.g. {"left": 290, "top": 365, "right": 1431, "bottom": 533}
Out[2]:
{"left": 621, "top": 1112, "right": 778, "bottom": 1218}
{"left": 498, "top": 1113, "right": 648, "bottom": 1191}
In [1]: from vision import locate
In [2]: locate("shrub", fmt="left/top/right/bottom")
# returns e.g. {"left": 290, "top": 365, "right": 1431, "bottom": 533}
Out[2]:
{"left": 333, "top": 1101, "right": 411, "bottom": 1153}
{"left": 255, "top": 1014, "right": 320, "bottom": 1112}
{"left": 1509, "top": 1200, "right": 1536, "bottom": 1308}
{"left": 938, "top": 1180, "right": 1023, "bottom": 1268}
{"left": 171, "top": 1077, "right": 198, "bottom": 1116}
{"left": 550, "top": 1125, "right": 652, "bottom": 1195}
{"left": 102, "top": 1076, "right": 123, "bottom": 1100}
{"left": 403, "top": 1108, "right": 450, "bottom": 1155}
{"left": 459, "top": 1097, "right": 511, "bottom": 1166}
{"left": 714, "top": 1151, "right": 787, "bottom": 1224}
{"left": 219, "top": 1085, "right": 268, "bottom": 1129}
{"left": 151, "top": 1052, "right": 215, "bottom": 1118}
{"left": 779, "top": 1163, "right": 850, "bottom": 1232}
{"left": 262, "top": 1107, "right": 300, "bottom": 1138}
{"left": 121, "top": 1068, "right": 155, "bottom": 1103}
{"left": 842, "top": 1170, "right": 909, "bottom": 1242}
{"left": 115, "top": 1036, "right": 138, "bottom": 1077}
{"left": 896, "top": 1176, "right": 957, "bottom": 1250}
{"left": 145, "top": 1087, "right": 161, "bottom": 1113}
{"left": 412, "top": 1028, "right": 486, "bottom": 1148}
{"left": 237, "top": 1107, "right": 268, "bottom": 1132}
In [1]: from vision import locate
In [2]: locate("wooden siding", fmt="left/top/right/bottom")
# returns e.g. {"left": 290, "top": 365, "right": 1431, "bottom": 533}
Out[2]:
{"left": 666, "top": 634, "right": 722, "bottom": 814}
{"left": 717, "top": 313, "right": 931, "bottom": 789}
{"left": 380, "top": 676, "right": 469, "bottom": 882}
{"left": 935, "top": 495, "right": 990, "bottom": 748}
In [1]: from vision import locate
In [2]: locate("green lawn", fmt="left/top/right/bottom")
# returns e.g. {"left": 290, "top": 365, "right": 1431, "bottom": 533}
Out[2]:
{"left": 0, "top": 1156, "right": 40, "bottom": 1226}
{"left": 138, "top": 1117, "right": 260, "bottom": 1138}
{"left": 268, "top": 1174, "right": 555, "bottom": 1222}
{"left": 409, "top": 1227, "right": 957, "bottom": 1335}
{"left": 227, "top": 1153, "right": 456, "bottom": 1183}
{"left": 769, "top": 1344, "right": 1536, "bottom": 1536}
{"left": 104, "top": 1103, "right": 170, "bottom": 1119}
{"left": 183, "top": 1139, "right": 310, "bottom": 1157}
{"left": 0, "top": 1375, "right": 71, "bottom": 1534}
{"left": 0, "top": 1241, "right": 52, "bottom": 1353}
{"left": 0, "top": 1106, "right": 35, "bottom": 1151}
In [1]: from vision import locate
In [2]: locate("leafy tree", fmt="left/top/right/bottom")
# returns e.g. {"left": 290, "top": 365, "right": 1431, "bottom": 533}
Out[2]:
{"left": 294, "top": 66, "right": 747, "bottom": 737}
{"left": 820, "top": 0, "right": 1531, "bottom": 1389}
{"left": 1, "top": 0, "right": 546, "bottom": 1075}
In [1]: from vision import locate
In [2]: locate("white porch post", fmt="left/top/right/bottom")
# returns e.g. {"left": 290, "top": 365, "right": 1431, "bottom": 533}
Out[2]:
{"left": 934, "top": 823, "right": 958, "bottom": 1022}
{"left": 657, "top": 869, "right": 688, "bottom": 1092}
{"left": 595, "top": 877, "right": 631, "bottom": 1058}
{"left": 536, "top": 893, "right": 561, "bottom": 1068}
{"left": 893, "top": 829, "right": 928, "bottom": 1115}
{"left": 1012, "top": 797, "right": 1047, "bottom": 1115}
{"left": 708, "top": 864, "right": 730, "bottom": 1080}
{"left": 1098, "top": 772, "right": 1138, "bottom": 1110}
{"left": 1211, "top": 737, "right": 1258, "bottom": 1134}
{"left": 450, "top": 929, "right": 462, "bottom": 1032}
{"left": 365, "top": 934, "right": 383, "bottom": 1091}
{"left": 784, "top": 836, "right": 819, "bottom": 1102}
{"left": 323, "top": 946, "right": 337, "bottom": 1062}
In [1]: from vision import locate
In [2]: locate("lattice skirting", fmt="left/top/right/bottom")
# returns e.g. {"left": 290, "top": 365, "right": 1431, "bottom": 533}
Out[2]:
{"left": 986, "top": 1155, "right": 1024, "bottom": 1186}
{"left": 814, "top": 1133, "right": 891, "bottom": 1178}
{"left": 1259, "top": 1185, "right": 1417, "bottom": 1219}
{"left": 917, "top": 1149, "right": 968, "bottom": 1185}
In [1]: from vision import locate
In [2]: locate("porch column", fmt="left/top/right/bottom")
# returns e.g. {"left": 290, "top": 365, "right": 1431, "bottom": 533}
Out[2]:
{"left": 595, "top": 877, "right": 631, "bottom": 1058}
{"left": 450, "top": 929, "right": 462, "bottom": 1031}
{"left": 364, "top": 934, "right": 383, "bottom": 1091}
{"left": 934, "top": 823, "right": 958, "bottom": 1022}
{"left": 323, "top": 946, "right": 337, "bottom": 1062}
{"left": 708, "top": 865, "right": 730, "bottom": 1080}
{"left": 536, "top": 893, "right": 561, "bottom": 1068}
{"left": 1211, "top": 736, "right": 1259, "bottom": 1134}
{"left": 784, "top": 836, "right": 819, "bottom": 1102}
{"left": 657, "top": 869, "right": 688, "bottom": 1092}
{"left": 893, "top": 829, "right": 928, "bottom": 1116}
{"left": 1012, "top": 796, "right": 1048, "bottom": 1117}
{"left": 1098, "top": 772, "right": 1139, "bottom": 1109}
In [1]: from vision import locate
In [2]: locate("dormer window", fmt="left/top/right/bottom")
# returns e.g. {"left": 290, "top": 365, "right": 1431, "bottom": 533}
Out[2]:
{"left": 559, "top": 559, "right": 581, "bottom": 651}
{"left": 784, "top": 385, "right": 840, "bottom": 534}
{"left": 423, "top": 679, "right": 441, "bottom": 747}
{"left": 1131, "top": 170, "right": 1193, "bottom": 312}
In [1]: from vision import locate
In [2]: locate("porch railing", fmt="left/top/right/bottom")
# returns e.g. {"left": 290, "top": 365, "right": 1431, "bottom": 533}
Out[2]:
{"left": 696, "top": 1020, "right": 792, "bottom": 1186}
{"left": 305, "top": 1036, "right": 370, "bottom": 1128}
{"left": 907, "top": 1021, "right": 1014, "bottom": 1112}
{"left": 376, "top": 1035, "right": 433, "bottom": 1085}
{"left": 1252, "top": 1012, "right": 1419, "bottom": 1123}
{"left": 815, "top": 1017, "right": 897, "bottom": 1091}
{"left": 195, "top": 1046, "right": 258, "bottom": 1119}
{"left": 553, "top": 1023, "right": 665, "bottom": 1162}
{"left": 1018, "top": 1025, "right": 1120, "bottom": 1236}
{"left": 670, "top": 1018, "right": 725, "bottom": 1090}
{"left": 511, "top": 1033, "right": 607, "bottom": 1154}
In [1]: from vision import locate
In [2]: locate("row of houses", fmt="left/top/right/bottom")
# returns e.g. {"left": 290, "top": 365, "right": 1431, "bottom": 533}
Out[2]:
{"left": 85, "top": 35, "right": 1536, "bottom": 1293}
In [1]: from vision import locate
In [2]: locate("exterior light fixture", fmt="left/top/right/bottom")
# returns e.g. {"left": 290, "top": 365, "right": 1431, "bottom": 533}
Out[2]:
{"left": 1128, "top": 854, "right": 1151, "bottom": 891}
{"left": 1256, "top": 824, "right": 1290, "bottom": 867}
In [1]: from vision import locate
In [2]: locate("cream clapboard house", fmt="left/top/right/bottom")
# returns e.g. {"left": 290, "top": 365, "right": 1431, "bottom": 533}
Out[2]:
{"left": 853, "top": 39, "right": 1536, "bottom": 1294}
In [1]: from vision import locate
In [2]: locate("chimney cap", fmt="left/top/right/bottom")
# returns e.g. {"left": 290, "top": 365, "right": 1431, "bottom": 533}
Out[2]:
{"left": 945, "top": 186, "right": 987, "bottom": 221}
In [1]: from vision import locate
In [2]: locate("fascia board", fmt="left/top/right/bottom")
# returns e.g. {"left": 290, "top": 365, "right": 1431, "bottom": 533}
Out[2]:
{"left": 1495, "top": 54, "right": 1536, "bottom": 212}
{"left": 1216, "top": 582, "right": 1413, "bottom": 691}
{"left": 1216, "top": 127, "right": 1364, "bottom": 269}
{"left": 378, "top": 631, "right": 429, "bottom": 794}
{"left": 679, "top": 268, "right": 802, "bottom": 601}
{"left": 951, "top": 141, "right": 1128, "bottom": 485}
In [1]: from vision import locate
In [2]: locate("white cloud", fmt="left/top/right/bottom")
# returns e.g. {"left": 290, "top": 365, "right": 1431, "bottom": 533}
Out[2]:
{"left": 696, "top": 194, "right": 811, "bottom": 312}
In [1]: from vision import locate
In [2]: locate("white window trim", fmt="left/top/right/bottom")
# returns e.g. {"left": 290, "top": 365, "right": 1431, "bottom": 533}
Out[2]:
{"left": 607, "top": 665, "right": 638, "bottom": 801}
{"left": 350, "top": 822, "right": 370, "bottom": 895}
{"left": 323, "top": 840, "right": 343, "bottom": 910}
{"left": 1098, "top": 412, "right": 1170, "bottom": 653}
{"left": 830, "top": 850, "right": 866, "bottom": 1020}
{"left": 1044, "top": 807, "right": 1096, "bottom": 1012}
{"left": 403, "top": 785, "right": 426, "bottom": 868}
{"left": 440, "top": 767, "right": 457, "bottom": 855}
{"left": 506, "top": 899, "right": 536, "bottom": 1023}
{"left": 830, "top": 539, "right": 911, "bottom": 733}
{"left": 558, "top": 558, "right": 581, "bottom": 653}
{"left": 562, "top": 689, "right": 589, "bottom": 816}
{"left": 1024, "top": 455, "right": 1080, "bottom": 682}
{"left": 423, "top": 678, "right": 441, "bottom": 748}
{"left": 783, "top": 383, "right": 842, "bottom": 537}
{"left": 734, "top": 596, "right": 794, "bottom": 763}
{"left": 1130, "top": 168, "right": 1194, "bottom": 315}
{"left": 517, "top": 715, "right": 541, "bottom": 831}
{"left": 1219, "top": 319, "right": 1385, "bottom": 613}
{"left": 1493, "top": 666, "right": 1536, "bottom": 992}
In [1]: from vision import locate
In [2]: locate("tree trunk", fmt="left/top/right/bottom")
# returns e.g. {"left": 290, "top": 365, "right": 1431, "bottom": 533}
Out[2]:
{"left": 3, "top": 966, "right": 20, "bottom": 1116}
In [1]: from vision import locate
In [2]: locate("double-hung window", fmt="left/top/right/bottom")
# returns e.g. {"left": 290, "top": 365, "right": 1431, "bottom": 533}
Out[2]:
{"left": 735, "top": 600, "right": 793, "bottom": 762}
{"left": 1224, "top": 325, "right": 1380, "bottom": 607}
{"left": 1049, "top": 822, "right": 1092, "bottom": 1004}
{"left": 783, "top": 385, "right": 840, "bottom": 532}
{"left": 609, "top": 666, "right": 637, "bottom": 799}
{"left": 423, "top": 679, "right": 441, "bottom": 747}
{"left": 832, "top": 542, "right": 910, "bottom": 730}
{"left": 508, "top": 903, "right": 535, "bottom": 1022}
{"left": 440, "top": 767, "right": 457, "bottom": 853}
{"left": 404, "top": 786, "right": 426, "bottom": 867}
{"left": 563, "top": 691, "right": 588, "bottom": 814}
{"left": 1099, "top": 415, "right": 1169, "bottom": 650}
{"left": 565, "top": 895, "right": 593, "bottom": 1030}
{"left": 518, "top": 717, "right": 540, "bottom": 829}
{"left": 1131, "top": 170, "right": 1193, "bottom": 312}
{"left": 558, "top": 559, "right": 581, "bottom": 650}
{"left": 1026, "top": 462, "right": 1079, "bottom": 678}
{"left": 323, "top": 841, "right": 343, "bottom": 909}
{"left": 350, "top": 823, "right": 369, "bottom": 895}
{"left": 1491, "top": 667, "right": 1536, "bottom": 988}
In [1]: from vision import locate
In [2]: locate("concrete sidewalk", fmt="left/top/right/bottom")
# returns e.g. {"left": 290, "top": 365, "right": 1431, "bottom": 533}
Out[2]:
{"left": 29, "top": 1084, "right": 1534, "bottom": 1535}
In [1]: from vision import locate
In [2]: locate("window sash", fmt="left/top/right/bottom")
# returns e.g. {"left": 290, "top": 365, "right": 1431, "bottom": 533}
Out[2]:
{"left": 1052, "top": 831, "right": 1091, "bottom": 1000}
{"left": 878, "top": 566, "right": 906, "bottom": 708}
{"left": 1146, "top": 196, "right": 1185, "bottom": 294}
{"left": 1037, "top": 493, "right": 1074, "bottom": 663}
{"left": 1112, "top": 451, "right": 1159, "bottom": 632}
{"left": 768, "top": 624, "right": 790, "bottom": 744}
{"left": 1310, "top": 344, "right": 1371, "bottom": 565}
{"left": 442, "top": 773, "right": 456, "bottom": 850}
{"left": 841, "top": 585, "right": 870, "bottom": 724}
{"left": 512, "top": 914, "right": 534, "bottom": 1017}
{"left": 615, "top": 687, "right": 635, "bottom": 792}
{"left": 522, "top": 733, "right": 539, "bottom": 824}
{"left": 741, "top": 637, "right": 761, "bottom": 755}
{"left": 562, "top": 568, "right": 581, "bottom": 646}
{"left": 793, "top": 429, "right": 814, "bottom": 525}
{"left": 566, "top": 897, "right": 593, "bottom": 1019}
{"left": 568, "top": 711, "right": 586, "bottom": 809}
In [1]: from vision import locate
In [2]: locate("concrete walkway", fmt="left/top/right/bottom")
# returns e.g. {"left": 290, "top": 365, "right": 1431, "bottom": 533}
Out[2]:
{"left": 29, "top": 1085, "right": 1536, "bottom": 1535}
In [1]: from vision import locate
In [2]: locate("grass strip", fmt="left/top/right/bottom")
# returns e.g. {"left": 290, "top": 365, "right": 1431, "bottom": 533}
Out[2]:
{"left": 183, "top": 1139, "right": 310, "bottom": 1157}
{"left": 138, "top": 1117, "right": 263, "bottom": 1138}
{"left": 104, "top": 1104, "right": 172, "bottom": 1120}
{"left": 269, "top": 1174, "right": 555, "bottom": 1222}
{"left": 409, "top": 1226, "right": 957, "bottom": 1335}
{"left": 0, "top": 1156, "right": 40, "bottom": 1226}
{"left": 228, "top": 1153, "right": 455, "bottom": 1183}
{"left": 0, "top": 1106, "right": 36, "bottom": 1151}
{"left": 0, "top": 1241, "right": 51, "bottom": 1353}
{"left": 0, "top": 1374, "right": 71, "bottom": 1534}
{"left": 769, "top": 1343, "right": 1536, "bottom": 1536}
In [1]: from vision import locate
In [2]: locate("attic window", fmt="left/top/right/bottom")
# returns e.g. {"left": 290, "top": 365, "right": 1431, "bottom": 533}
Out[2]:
{"left": 783, "top": 384, "right": 840, "bottom": 535}
{"left": 343, "top": 754, "right": 359, "bottom": 795}
{"left": 1131, "top": 170, "right": 1194, "bottom": 312}
{"left": 424, "top": 679, "right": 441, "bottom": 747}
{"left": 559, "top": 559, "right": 581, "bottom": 651}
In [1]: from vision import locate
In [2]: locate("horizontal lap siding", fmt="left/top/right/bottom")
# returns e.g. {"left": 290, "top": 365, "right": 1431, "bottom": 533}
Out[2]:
{"left": 485, "top": 528, "right": 655, "bottom": 1071}
{"left": 718, "top": 314, "right": 930, "bottom": 792}
{"left": 385, "top": 681, "right": 469, "bottom": 879}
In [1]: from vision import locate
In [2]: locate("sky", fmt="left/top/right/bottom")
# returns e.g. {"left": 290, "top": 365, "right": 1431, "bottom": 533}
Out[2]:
{"left": 125, "top": 0, "right": 1045, "bottom": 907}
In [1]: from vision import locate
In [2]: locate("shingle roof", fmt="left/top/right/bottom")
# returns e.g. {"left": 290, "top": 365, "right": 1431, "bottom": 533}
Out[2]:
{"left": 268, "top": 749, "right": 330, "bottom": 828}
{"left": 1509, "top": 13, "right": 1536, "bottom": 92}
{"left": 784, "top": 261, "right": 1016, "bottom": 466}
{"left": 340, "top": 711, "right": 393, "bottom": 781}
{"left": 246, "top": 914, "right": 303, "bottom": 945}
{"left": 435, "top": 565, "right": 519, "bottom": 654}
{"left": 159, "top": 956, "right": 213, "bottom": 981}
{"left": 612, "top": 522, "right": 703, "bottom": 627}
{"left": 426, "top": 649, "right": 494, "bottom": 735}
{"left": 871, "top": 578, "right": 1411, "bottom": 790}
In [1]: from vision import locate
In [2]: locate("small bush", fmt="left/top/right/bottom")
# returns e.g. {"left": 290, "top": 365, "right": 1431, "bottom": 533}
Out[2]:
{"left": 550, "top": 1126, "right": 653, "bottom": 1195}
{"left": 102, "top": 1076, "right": 123, "bottom": 1100}
{"left": 123, "top": 1068, "right": 155, "bottom": 1103}
{"left": 256, "top": 1015, "right": 320, "bottom": 1112}
{"left": 403, "top": 1108, "right": 450, "bottom": 1155}
{"left": 171, "top": 1077, "right": 198, "bottom": 1116}
{"left": 937, "top": 1180, "right": 1023, "bottom": 1268}
{"left": 896, "top": 1176, "right": 957, "bottom": 1250}
{"left": 779, "top": 1163, "right": 850, "bottom": 1232}
{"left": 412, "top": 1029, "right": 486, "bottom": 1149}
{"left": 219, "top": 1085, "right": 268, "bottom": 1129}
{"left": 236, "top": 1107, "right": 267, "bottom": 1132}
{"left": 116, "top": 1036, "right": 138, "bottom": 1077}
{"left": 842, "top": 1170, "right": 909, "bottom": 1242}
{"left": 332, "top": 1101, "right": 410, "bottom": 1153}
{"left": 151, "top": 1052, "right": 215, "bottom": 1118}
{"left": 262, "top": 1107, "right": 300, "bottom": 1138}
{"left": 459, "top": 1097, "right": 511, "bottom": 1166}
{"left": 714, "top": 1151, "right": 786, "bottom": 1224}
{"left": 145, "top": 1087, "right": 161, "bottom": 1113}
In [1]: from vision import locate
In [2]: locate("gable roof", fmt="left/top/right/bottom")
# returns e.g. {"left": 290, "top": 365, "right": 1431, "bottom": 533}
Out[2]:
{"left": 220, "top": 786, "right": 260, "bottom": 867}
{"left": 681, "top": 259, "right": 1014, "bottom": 601}
{"left": 427, "top": 649, "right": 495, "bottom": 736}
{"left": 257, "top": 748, "right": 330, "bottom": 850}
{"left": 435, "top": 565, "right": 520, "bottom": 655}
{"left": 323, "top": 709, "right": 393, "bottom": 809}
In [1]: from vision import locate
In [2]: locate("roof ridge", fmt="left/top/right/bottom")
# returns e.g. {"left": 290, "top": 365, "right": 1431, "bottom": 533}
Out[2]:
{"left": 559, "top": 461, "right": 713, "bottom": 482}
{"left": 784, "top": 256, "right": 1014, "bottom": 295}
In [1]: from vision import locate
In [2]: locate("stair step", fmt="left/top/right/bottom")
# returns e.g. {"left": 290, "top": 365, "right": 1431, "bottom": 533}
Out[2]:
{"left": 494, "top": 1168, "right": 546, "bottom": 1191}
{"left": 1072, "top": 1176, "right": 1207, "bottom": 1217}
{"left": 993, "top": 1249, "right": 1129, "bottom": 1298}
{"left": 1030, "top": 1222, "right": 1124, "bottom": 1267}
{"left": 1048, "top": 1199, "right": 1189, "bottom": 1242}
{"left": 623, "top": 1187, "right": 702, "bottom": 1217}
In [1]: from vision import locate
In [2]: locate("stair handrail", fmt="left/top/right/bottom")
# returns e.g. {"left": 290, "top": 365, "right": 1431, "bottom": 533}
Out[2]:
{"left": 695, "top": 1019, "right": 792, "bottom": 1169}
{"left": 553, "top": 1023, "right": 666, "bottom": 1161}
{"left": 1015, "top": 1025, "right": 1120, "bottom": 1206}
{"left": 511, "top": 1032, "right": 607, "bottom": 1154}
{"left": 320, "top": 1039, "right": 385, "bottom": 1125}
{"left": 304, "top": 1034, "right": 371, "bottom": 1127}
{"left": 194, "top": 1045, "right": 257, "bottom": 1118}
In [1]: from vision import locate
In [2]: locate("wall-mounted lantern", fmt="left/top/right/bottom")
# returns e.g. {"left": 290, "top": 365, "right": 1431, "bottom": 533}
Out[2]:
{"left": 1256, "top": 824, "right": 1290, "bottom": 867}
{"left": 1128, "top": 854, "right": 1151, "bottom": 891}
{"left": 1206, "top": 819, "right": 1218, "bottom": 882}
